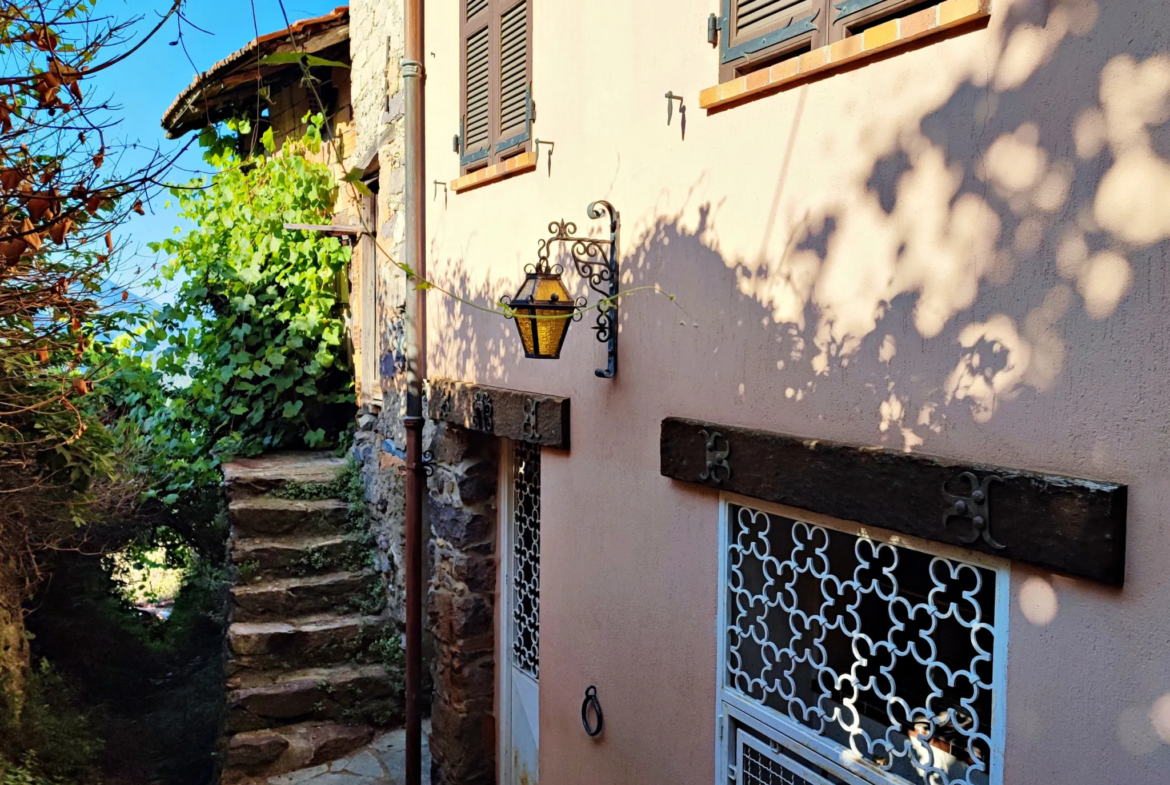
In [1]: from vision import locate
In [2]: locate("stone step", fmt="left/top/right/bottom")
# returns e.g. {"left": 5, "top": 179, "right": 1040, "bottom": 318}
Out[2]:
{"left": 225, "top": 664, "right": 401, "bottom": 734}
{"left": 227, "top": 614, "right": 392, "bottom": 677}
{"left": 233, "top": 533, "right": 372, "bottom": 582}
{"left": 223, "top": 721, "right": 376, "bottom": 783}
{"left": 223, "top": 451, "right": 347, "bottom": 500}
{"left": 230, "top": 497, "right": 350, "bottom": 538}
{"left": 232, "top": 571, "right": 384, "bottom": 623}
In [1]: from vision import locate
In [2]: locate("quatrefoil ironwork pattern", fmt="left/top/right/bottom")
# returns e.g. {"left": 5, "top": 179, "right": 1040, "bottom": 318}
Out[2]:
{"left": 511, "top": 440, "right": 541, "bottom": 678}
{"left": 471, "top": 391, "right": 493, "bottom": 433}
{"left": 725, "top": 505, "right": 1003, "bottom": 785}
{"left": 521, "top": 398, "right": 539, "bottom": 442}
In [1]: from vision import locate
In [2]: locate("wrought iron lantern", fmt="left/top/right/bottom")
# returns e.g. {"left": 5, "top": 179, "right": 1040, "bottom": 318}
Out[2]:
{"left": 506, "top": 263, "right": 577, "bottom": 360}
{"left": 501, "top": 200, "right": 620, "bottom": 378}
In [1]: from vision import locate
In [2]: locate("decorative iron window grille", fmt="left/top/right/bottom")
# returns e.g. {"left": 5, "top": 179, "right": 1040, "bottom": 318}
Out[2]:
{"left": 511, "top": 440, "right": 541, "bottom": 678}
{"left": 717, "top": 498, "right": 1008, "bottom": 785}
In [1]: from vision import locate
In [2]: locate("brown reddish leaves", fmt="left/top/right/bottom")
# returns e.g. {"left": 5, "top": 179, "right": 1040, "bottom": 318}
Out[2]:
{"left": 48, "top": 218, "right": 71, "bottom": 245}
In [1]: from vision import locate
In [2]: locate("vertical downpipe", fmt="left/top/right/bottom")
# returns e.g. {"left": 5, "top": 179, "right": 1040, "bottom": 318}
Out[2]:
{"left": 402, "top": 0, "right": 426, "bottom": 784}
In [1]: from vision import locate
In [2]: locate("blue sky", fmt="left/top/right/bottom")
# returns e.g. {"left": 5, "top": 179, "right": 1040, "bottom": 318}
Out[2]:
{"left": 92, "top": 0, "right": 342, "bottom": 301}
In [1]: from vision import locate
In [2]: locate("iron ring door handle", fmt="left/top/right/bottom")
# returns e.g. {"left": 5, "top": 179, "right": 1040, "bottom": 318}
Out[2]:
{"left": 581, "top": 685, "right": 604, "bottom": 737}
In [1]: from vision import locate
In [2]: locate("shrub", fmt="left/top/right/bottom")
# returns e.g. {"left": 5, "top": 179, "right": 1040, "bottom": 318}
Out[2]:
{"left": 112, "top": 117, "right": 354, "bottom": 499}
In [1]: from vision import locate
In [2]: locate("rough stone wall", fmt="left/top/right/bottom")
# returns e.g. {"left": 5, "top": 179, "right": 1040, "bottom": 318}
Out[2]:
{"left": 347, "top": 0, "right": 412, "bottom": 625}
{"left": 426, "top": 424, "right": 498, "bottom": 785}
{"left": 0, "top": 555, "right": 28, "bottom": 706}
{"left": 346, "top": 0, "right": 407, "bottom": 409}
{"left": 346, "top": 5, "right": 496, "bottom": 783}
{"left": 354, "top": 406, "right": 408, "bottom": 624}
{"left": 342, "top": 0, "right": 411, "bottom": 615}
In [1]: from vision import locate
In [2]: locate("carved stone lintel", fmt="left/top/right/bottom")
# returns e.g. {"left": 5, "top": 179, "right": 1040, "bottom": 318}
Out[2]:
{"left": 660, "top": 417, "right": 1127, "bottom": 585}
{"left": 427, "top": 378, "right": 570, "bottom": 449}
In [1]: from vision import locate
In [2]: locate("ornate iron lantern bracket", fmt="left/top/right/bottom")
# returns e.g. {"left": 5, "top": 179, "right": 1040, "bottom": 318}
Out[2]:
{"left": 537, "top": 201, "right": 620, "bottom": 378}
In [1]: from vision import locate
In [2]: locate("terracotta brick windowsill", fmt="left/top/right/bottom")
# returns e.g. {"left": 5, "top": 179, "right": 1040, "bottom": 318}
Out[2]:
{"left": 699, "top": 0, "right": 990, "bottom": 111}
{"left": 450, "top": 151, "right": 537, "bottom": 193}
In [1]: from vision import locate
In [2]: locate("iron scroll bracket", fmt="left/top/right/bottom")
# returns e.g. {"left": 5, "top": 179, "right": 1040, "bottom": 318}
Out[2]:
{"left": 581, "top": 685, "right": 604, "bottom": 738}
{"left": 699, "top": 429, "right": 732, "bottom": 483}
{"left": 942, "top": 471, "right": 1006, "bottom": 550}
{"left": 536, "top": 200, "right": 620, "bottom": 378}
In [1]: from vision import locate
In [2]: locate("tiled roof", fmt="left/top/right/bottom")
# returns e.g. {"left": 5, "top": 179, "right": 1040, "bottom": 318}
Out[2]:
{"left": 161, "top": 6, "right": 349, "bottom": 138}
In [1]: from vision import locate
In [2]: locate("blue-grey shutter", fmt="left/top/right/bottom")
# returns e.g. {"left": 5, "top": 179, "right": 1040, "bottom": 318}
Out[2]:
{"left": 718, "top": 0, "right": 823, "bottom": 79}
{"left": 495, "top": 0, "right": 531, "bottom": 155}
{"left": 460, "top": 0, "right": 491, "bottom": 169}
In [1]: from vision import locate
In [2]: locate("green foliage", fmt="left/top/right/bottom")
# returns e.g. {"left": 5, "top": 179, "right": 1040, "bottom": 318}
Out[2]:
{"left": 371, "top": 630, "right": 406, "bottom": 687}
{"left": 237, "top": 559, "right": 260, "bottom": 583}
{"left": 346, "top": 579, "right": 387, "bottom": 617}
{"left": 25, "top": 537, "right": 230, "bottom": 785}
{"left": 112, "top": 117, "right": 354, "bottom": 498}
{"left": 0, "top": 661, "right": 103, "bottom": 783}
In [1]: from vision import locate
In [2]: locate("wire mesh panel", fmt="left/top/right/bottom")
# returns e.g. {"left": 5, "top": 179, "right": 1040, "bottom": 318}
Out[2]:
{"left": 511, "top": 440, "right": 541, "bottom": 678}
{"left": 742, "top": 743, "right": 814, "bottom": 785}
{"left": 734, "top": 722, "right": 846, "bottom": 785}
{"left": 723, "top": 503, "right": 1005, "bottom": 785}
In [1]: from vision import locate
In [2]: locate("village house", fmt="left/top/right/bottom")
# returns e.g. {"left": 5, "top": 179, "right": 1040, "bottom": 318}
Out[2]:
{"left": 167, "top": 1, "right": 1170, "bottom": 784}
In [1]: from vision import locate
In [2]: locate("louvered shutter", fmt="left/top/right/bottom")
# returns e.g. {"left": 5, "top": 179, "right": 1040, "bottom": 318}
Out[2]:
{"left": 718, "top": 0, "right": 827, "bottom": 82}
{"left": 828, "top": 0, "right": 928, "bottom": 42}
{"left": 460, "top": 0, "right": 492, "bottom": 169}
{"left": 495, "top": 0, "right": 532, "bottom": 156}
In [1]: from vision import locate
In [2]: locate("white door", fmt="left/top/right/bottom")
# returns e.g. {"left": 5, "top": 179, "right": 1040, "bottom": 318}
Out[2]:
{"left": 501, "top": 440, "right": 540, "bottom": 785}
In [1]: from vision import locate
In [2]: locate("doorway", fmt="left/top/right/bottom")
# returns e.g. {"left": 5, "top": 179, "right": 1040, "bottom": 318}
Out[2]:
{"left": 500, "top": 439, "right": 541, "bottom": 785}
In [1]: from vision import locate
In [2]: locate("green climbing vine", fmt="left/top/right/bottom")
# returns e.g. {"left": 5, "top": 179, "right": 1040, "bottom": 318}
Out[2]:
{"left": 111, "top": 117, "right": 354, "bottom": 499}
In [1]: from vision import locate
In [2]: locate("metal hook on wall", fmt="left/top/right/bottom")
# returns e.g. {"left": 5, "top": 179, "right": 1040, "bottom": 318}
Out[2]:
{"left": 534, "top": 139, "right": 555, "bottom": 177}
{"left": 666, "top": 92, "right": 686, "bottom": 140}
{"left": 432, "top": 180, "right": 448, "bottom": 208}
{"left": 581, "top": 685, "right": 604, "bottom": 738}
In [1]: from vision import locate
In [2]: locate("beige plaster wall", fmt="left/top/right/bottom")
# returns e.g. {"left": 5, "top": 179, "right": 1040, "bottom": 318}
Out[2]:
{"left": 420, "top": 0, "right": 1170, "bottom": 782}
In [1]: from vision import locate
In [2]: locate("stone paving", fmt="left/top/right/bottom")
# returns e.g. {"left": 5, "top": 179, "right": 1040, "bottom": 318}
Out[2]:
{"left": 266, "top": 722, "right": 431, "bottom": 785}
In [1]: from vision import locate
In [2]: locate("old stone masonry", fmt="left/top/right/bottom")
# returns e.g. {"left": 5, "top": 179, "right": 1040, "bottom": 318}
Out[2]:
{"left": 220, "top": 453, "right": 427, "bottom": 784}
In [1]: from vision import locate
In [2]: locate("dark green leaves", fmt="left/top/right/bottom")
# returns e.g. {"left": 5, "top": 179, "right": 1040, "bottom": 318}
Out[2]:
{"left": 258, "top": 53, "right": 351, "bottom": 70}
{"left": 111, "top": 122, "right": 354, "bottom": 497}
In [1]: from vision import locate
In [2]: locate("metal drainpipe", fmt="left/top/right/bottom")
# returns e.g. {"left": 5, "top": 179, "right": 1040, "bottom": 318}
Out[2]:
{"left": 402, "top": 0, "right": 426, "bottom": 783}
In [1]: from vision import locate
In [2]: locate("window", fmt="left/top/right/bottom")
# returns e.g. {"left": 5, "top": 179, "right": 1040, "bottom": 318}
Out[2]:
{"left": 358, "top": 173, "right": 381, "bottom": 404}
{"left": 715, "top": 0, "right": 943, "bottom": 82}
{"left": 717, "top": 497, "right": 1008, "bottom": 785}
{"left": 458, "top": 0, "right": 533, "bottom": 174}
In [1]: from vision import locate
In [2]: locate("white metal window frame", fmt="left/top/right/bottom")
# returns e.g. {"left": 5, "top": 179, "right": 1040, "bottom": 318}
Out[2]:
{"left": 714, "top": 492, "right": 1011, "bottom": 785}
{"left": 498, "top": 438, "right": 541, "bottom": 785}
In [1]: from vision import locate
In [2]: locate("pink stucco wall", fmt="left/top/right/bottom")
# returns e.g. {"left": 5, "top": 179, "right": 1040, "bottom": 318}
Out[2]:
{"left": 421, "top": 0, "right": 1170, "bottom": 782}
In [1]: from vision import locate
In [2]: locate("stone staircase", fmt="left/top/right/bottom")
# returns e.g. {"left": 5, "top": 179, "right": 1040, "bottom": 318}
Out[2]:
{"left": 221, "top": 453, "right": 402, "bottom": 784}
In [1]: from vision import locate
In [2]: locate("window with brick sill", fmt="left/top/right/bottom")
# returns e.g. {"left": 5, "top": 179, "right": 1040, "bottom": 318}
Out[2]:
{"left": 712, "top": 0, "right": 967, "bottom": 83}
{"left": 716, "top": 497, "right": 1008, "bottom": 785}
{"left": 457, "top": 0, "right": 534, "bottom": 176}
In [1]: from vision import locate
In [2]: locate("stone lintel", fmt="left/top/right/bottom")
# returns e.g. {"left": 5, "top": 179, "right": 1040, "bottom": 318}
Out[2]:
{"left": 427, "top": 378, "right": 570, "bottom": 450}
{"left": 661, "top": 417, "right": 1127, "bottom": 585}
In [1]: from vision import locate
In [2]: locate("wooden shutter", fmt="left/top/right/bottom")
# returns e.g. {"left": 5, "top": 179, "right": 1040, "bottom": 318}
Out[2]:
{"left": 718, "top": 0, "right": 827, "bottom": 82}
{"left": 460, "top": 0, "right": 492, "bottom": 169}
{"left": 495, "top": 0, "right": 532, "bottom": 157}
{"left": 828, "top": 0, "right": 937, "bottom": 42}
{"left": 459, "top": 0, "right": 533, "bottom": 173}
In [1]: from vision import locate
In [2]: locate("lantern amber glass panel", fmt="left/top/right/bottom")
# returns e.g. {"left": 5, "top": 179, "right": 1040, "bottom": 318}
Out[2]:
{"left": 511, "top": 270, "right": 576, "bottom": 359}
